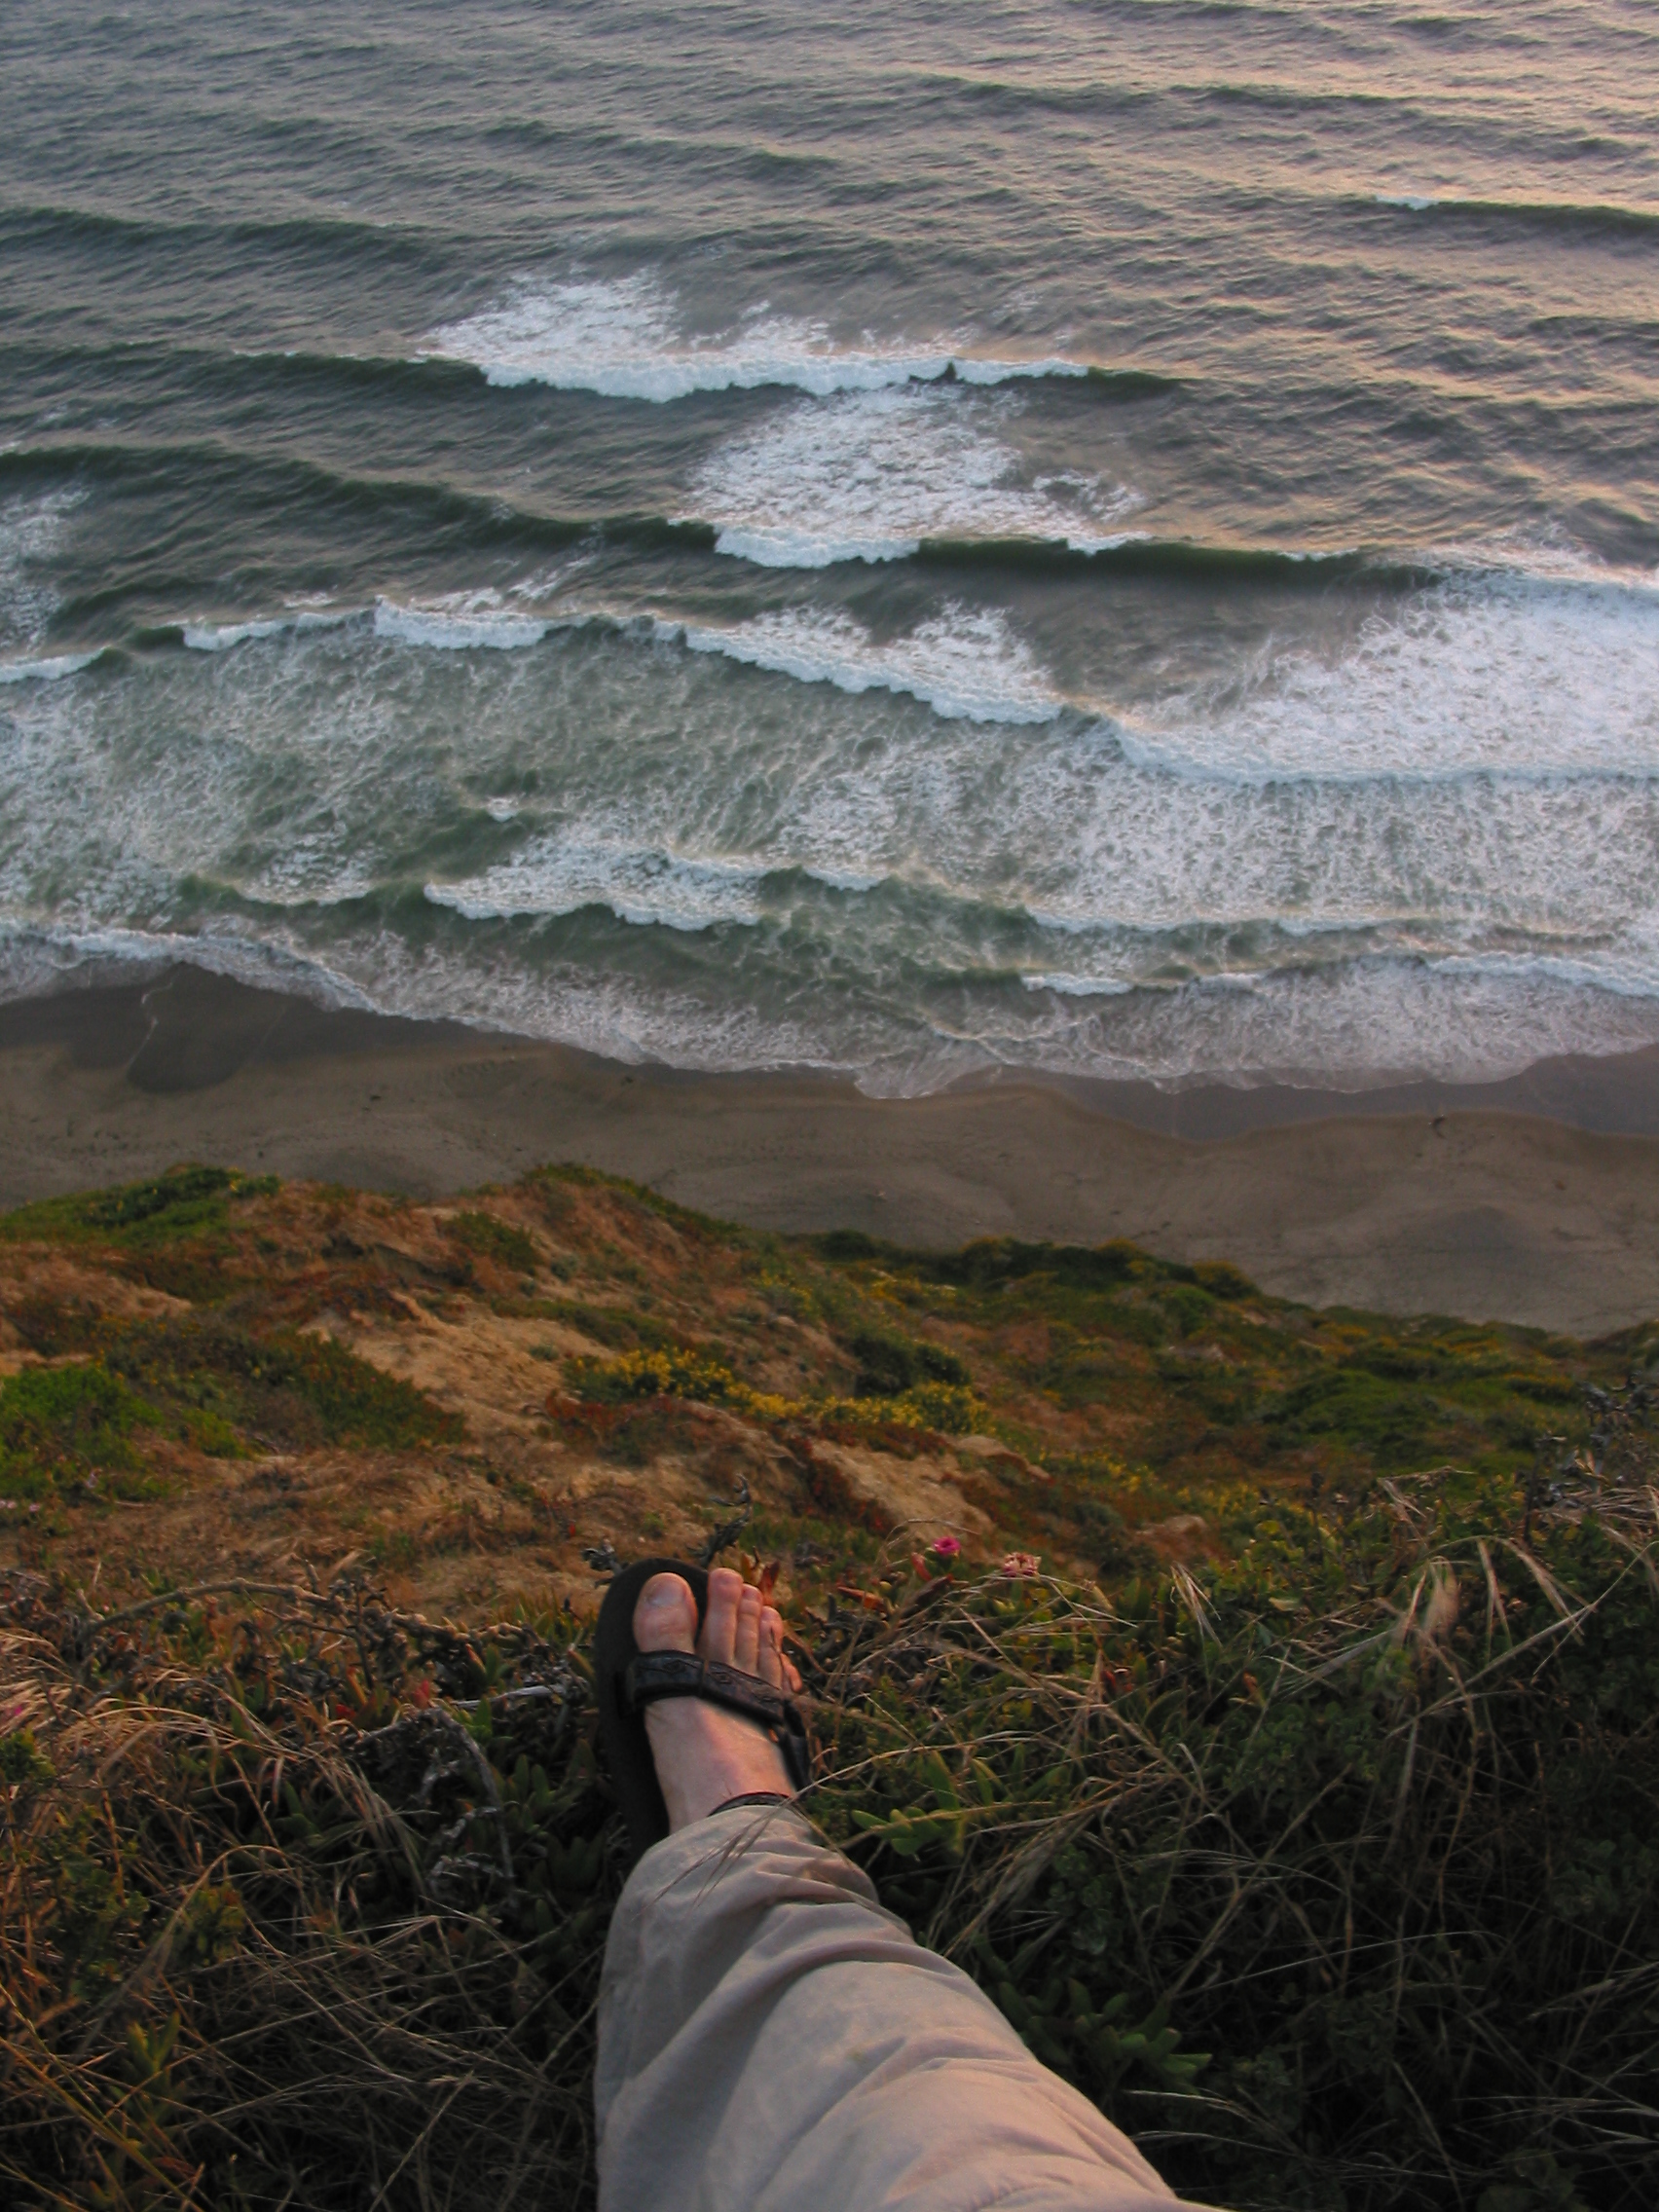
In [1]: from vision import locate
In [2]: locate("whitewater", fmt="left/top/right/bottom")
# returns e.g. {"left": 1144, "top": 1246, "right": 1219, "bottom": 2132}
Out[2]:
{"left": 3, "top": 0, "right": 1657, "bottom": 1093}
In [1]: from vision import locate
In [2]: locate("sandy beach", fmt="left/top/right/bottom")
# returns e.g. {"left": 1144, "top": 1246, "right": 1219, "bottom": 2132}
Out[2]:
{"left": 4, "top": 966, "right": 1659, "bottom": 1338}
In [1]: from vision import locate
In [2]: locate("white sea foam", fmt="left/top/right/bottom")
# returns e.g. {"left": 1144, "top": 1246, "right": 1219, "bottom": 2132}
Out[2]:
{"left": 427, "top": 832, "right": 766, "bottom": 933}
{"left": 1128, "top": 561, "right": 1659, "bottom": 782}
{"left": 184, "top": 578, "right": 595, "bottom": 660}
{"left": 0, "top": 918, "right": 379, "bottom": 1013}
{"left": 664, "top": 602, "right": 1062, "bottom": 723}
{"left": 9, "top": 539, "right": 1659, "bottom": 1095}
{"left": 803, "top": 864, "right": 885, "bottom": 895}
{"left": 1439, "top": 533, "right": 1659, "bottom": 596}
{"left": 166, "top": 582, "right": 1066, "bottom": 727}
{"left": 372, "top": 593, "right": 550, "bottom": 649}
{"left": 422, "top": 273, "right": 1088, "bottom": 401}
{"left": 687, "top": 384, "right": 1143, "bottom": 566}
{"left": 185, "top": 618, "right": 292, "bottom": 652}
{"left": 0, "top": 915, "right": 852, "bottom": 1084}
{"left": 990, "top": 953, "right": 1659, "bottom": 1094}
{"left": 0, "top": 650, "right": 99, "bottom": 684}
{"left": 1022, "top": 971, "right": 1136, "bottom": 998}
{"left": 335, "top": 932, "right": 839, "bottom": 1077}
{"left": 184, "top": 607, "right": 354, "bottom": 652}
{"left": 0, "top": 488, "right": 85, "bottom": 659}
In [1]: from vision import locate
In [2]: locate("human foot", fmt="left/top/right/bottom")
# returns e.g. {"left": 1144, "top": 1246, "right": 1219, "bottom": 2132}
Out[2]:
{"left": 634, "top": 1566, "right": 803, "bottom": 1830}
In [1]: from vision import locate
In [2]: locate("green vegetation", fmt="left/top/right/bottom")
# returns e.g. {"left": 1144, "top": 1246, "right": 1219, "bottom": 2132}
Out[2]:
{"left": 2, "top": 1468, "right": 1654, "bottom": 2209}
{"left": 0, "top": 1165, "right": 283, "bottom": 1303}
{"left": 2, "top": 1164, "right": 1657, "bottom": 2207}
{"left": 106, "top": 1319, "right": 462, "bottom": 1453}
{"left": 516, "top": 1296, "right": 684, "bottom": 1351}
{"left": 0, "top": 1164, "right": 241, "bottom": 1242}
{"left": 806, "top": 1231, "right": 1642, "bottom": 1521}
{"left": 563, "top": 1341, "right": 764, "bottom": 1412}
{"left": 0, "top": 1362, "right": 161, "bottom": 1498}
{"left": 449, "top": 1208, "right": 540, "bottom": 1275}
{"left": 0, "top": 1322, "right": 458, "bottom": 1504}
{"left": 848, "top": 1324, "right": 971, "bottom": 1396}
{"left": 560, "top": 1339, "right": 989, "bottom": 1443}
{"left": 817, "top": 1493, "right": 1659, "bottom": 2212}
{"left": 0, "top": 1728, "right": 54, "bottom": 1790}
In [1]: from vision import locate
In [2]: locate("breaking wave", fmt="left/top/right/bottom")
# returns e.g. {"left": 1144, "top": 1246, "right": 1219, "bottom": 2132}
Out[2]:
{"left": 422, "top": 271, "right": 1093, "bottom": 401}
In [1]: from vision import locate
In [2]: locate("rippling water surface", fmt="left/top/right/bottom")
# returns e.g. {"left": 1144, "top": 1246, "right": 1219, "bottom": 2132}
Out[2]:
{"left": 3, "top": 0, "right": 1657, "bottom": 1090}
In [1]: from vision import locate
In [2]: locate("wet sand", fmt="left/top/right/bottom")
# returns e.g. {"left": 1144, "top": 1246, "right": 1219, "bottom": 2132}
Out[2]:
{"left": 4, "top": 966, "right": 1659, "bottom": 1338}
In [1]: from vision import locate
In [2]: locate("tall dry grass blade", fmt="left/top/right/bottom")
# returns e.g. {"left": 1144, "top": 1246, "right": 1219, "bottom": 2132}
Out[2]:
{"left": 1474, "top": 1538, "right": 1508, "bottom": 1650}
{"left": 1499, "top": 1539, "right": 1581, "bottom": 1626}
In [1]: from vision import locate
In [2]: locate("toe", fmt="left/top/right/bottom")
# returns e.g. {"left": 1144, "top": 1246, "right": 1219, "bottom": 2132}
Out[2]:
{"left": 700, "top": 1567, "right": 743, "bottom": 1664}
{"left": 757, "top": 1605, "right": 786, "bottom": 1687}
{"left": 734, "top": 1583, "right": 762, "bottom": 1673}
{"left": 634, "top": 1571, "right": 698, "bottom": 1654}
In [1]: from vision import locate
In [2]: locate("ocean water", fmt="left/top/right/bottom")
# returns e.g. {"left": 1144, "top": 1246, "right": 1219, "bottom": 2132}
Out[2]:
{"left": 2, "top": 0, "right": 1657, "bottom": 1094}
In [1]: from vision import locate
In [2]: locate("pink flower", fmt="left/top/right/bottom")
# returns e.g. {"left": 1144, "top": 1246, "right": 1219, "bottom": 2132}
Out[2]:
{"left": 931, "top": 1535, "right": 962, "bottom": 1560}
{"left": 999, "top": 1550, "right": 1042, "bottom": 1578}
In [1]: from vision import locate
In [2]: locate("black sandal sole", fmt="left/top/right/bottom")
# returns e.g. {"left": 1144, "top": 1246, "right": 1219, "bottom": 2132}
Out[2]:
{"left": 594, "top": 1557, "right": 810, "bottom": 1860}
{"left": 595, "top": 1557, "right": 709, "bottom": 1859}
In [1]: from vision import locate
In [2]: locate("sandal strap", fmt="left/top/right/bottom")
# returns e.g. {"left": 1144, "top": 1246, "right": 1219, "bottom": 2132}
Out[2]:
{"left": 624, "top": 1650, "right": 797, "bottom": 1731}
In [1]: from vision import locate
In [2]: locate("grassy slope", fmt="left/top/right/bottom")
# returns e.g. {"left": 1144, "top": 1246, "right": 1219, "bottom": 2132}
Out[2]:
{"left": 0, "top": 1166, "right": 1655, "bottom": 2210}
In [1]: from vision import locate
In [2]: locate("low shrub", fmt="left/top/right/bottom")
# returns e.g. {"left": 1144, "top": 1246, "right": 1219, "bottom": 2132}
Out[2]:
{"left": 0, "top": 1363, "right": 159, "bottom": 1496}
{"left": 105, "top": 1319, "right": 461, "bottom": 1453}
{"left": 848, "top": 1327, "right": 971, "bottom": 1396}
{"left": 1, "top": 1462, "right": 1655, "bottom": 2210}
{"left": 450, "top": 1210, "right": 540, "bottom": 1275}
{"left": 0, "top": 1165, "right": 269, "bottom": 1249}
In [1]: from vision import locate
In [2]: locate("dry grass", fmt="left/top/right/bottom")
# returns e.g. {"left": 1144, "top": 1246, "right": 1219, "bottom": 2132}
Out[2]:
{"left": 805, "top": 1488, "right": 1659, "bottom": 2211}
{"left": 3, "top": 1167, "right": 1657, "bottom": 2208}
{"left": 2, "top": 1460, "right": 1655, "bottom": 2211}
{"left": 0, "top": 1575, "right": 604, "bottom": 2210}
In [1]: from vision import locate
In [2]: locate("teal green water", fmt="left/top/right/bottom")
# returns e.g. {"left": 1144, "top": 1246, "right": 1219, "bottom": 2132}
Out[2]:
{"left": 3, "top": 1, "right": 1657, "bottom": 1090}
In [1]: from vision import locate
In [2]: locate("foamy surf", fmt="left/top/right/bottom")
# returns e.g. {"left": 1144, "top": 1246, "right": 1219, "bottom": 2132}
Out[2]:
{"left": 0, "top": 917, "right": 381, "bottom": 1014}
{"left": 7, "top": 0, "right": 1659, "bottom": 1118}
{"left": 184, "top": 607, "right": 355, "bottom": 652}
{"left": 421, "top": 272, "right": 1090, "bottom": 401}
{"left": 686, "top": 384, "right": 1143, "bottom": 567}
{"left": 664, "top": 602, "right": 1062, "bottom": 723}
{"left": 372, "top": 594, "right": 551, "bottom": 649}
{"left": 1021, "top": 970, "right": 1137, "bottom": 998}
{"left": 0, "top": 488, "right": 86, "bottom": 659}
{"left": 0, "top": 649, "right": 99, "bottom": 684}
{"left": 1126, "top": 564, "right": 1659, "bottom": 783}
{"left": 426, "top": 833, "right": 768, "bottom": 933}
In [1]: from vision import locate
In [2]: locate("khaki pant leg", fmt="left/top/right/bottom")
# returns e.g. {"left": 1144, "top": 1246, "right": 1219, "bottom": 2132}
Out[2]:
{"left": 596, "top": 1804, "right": 1210, "bottom": 2212}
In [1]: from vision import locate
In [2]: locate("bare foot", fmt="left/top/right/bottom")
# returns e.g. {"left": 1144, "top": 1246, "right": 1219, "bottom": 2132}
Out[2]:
{"left": 635, "top": 1566, "right": 803, "bottom": 1830}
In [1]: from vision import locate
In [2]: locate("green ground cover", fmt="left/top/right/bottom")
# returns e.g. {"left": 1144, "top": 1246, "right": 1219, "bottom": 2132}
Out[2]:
{"left": 2, "top": 1481, "right": 1653, "bottom": 2211}
{"left": 0, "top": 1166, "right": 1654, "bottom": 2208}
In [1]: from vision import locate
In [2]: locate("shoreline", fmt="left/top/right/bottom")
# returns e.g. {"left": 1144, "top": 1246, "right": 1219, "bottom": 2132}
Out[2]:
{"left": 3, "top": 965, "right": 1659, "bottom": 1337}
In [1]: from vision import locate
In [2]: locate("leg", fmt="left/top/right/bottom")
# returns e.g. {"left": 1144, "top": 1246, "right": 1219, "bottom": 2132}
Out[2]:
{"left": 594, "top": 1569, "right": 1210, "bottom": 2212}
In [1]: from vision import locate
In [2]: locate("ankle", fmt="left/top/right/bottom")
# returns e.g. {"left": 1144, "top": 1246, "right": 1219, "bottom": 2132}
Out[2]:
{"left": 645, "top": 1700, "right": 794, "bottom": 1829}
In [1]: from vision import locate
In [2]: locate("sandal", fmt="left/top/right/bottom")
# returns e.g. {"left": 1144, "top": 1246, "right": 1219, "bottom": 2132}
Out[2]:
{"left": 595, "top": 1556, "right": 812, "bottom": 1859}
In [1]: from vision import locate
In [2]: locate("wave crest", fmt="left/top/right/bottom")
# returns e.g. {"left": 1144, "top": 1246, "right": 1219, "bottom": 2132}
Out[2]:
{"left": 422, "top": 272, "right": 1091, "bottom": 401}
{"left": 665, "top": 602, "right": 1061, "bottom": 724}
{"left": 686, "top": 385, "right": 1143, "bottom": 568}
